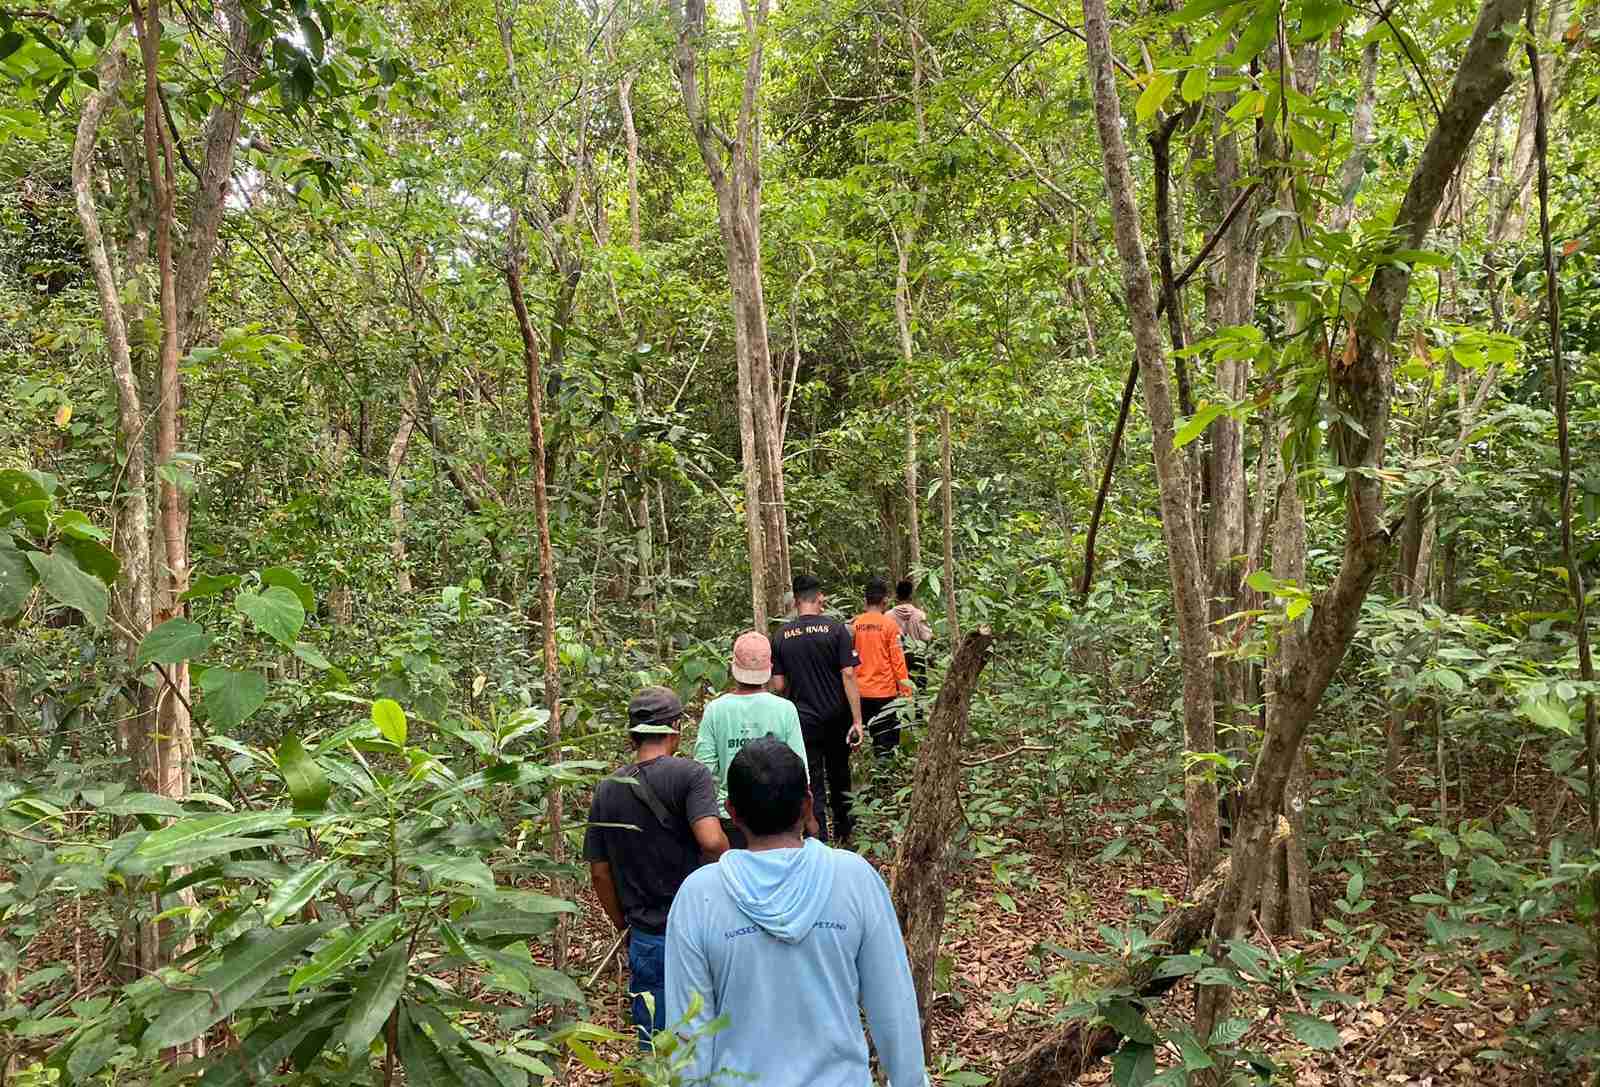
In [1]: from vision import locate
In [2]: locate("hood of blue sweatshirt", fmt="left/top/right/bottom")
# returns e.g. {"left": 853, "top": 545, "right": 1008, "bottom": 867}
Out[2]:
{"left": 717, "top": 838, "right": 836, "bottom": 944}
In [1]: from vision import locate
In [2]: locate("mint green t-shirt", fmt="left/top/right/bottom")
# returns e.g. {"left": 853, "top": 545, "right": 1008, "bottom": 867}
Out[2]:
{"left": 693, "top": 691, "right": 810, "bottom": 817}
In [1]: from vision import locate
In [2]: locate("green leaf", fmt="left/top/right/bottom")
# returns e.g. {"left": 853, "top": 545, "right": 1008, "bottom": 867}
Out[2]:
{"left": 261, "top": 858, "right": 340, "bottom": 927}
{"left": 142, "top": 924, "right": 330, "bottom": 1050}
{"left": 66, "top": 536, "right": 119, "bottom": 585}
{"left": 1110, "top": 1041, "right": 1155, "bottom": 1087}
{"left": 1102, "top": 999, "right": 1156, "bottom": 1045}
{"left": 182, "top": 572, "right": 242, "bottom": 602}
{"left": 201, "top": 668, "right": 269, "bottom": 730}
{"left": 0, "top": 541, "right": 35, "bottom": 620}
{"left": 1209, "top": 1017, "right": 1252, "bottom": 1046}
{"left": 134, "top": 811, "right": 297, "bottom": 863}
{"left": 291, "top": 915, "right": 403, "bottom": 994}
{"left": 1284, "top": 1012, "right": 1342, "bottom": 1050}
{"left": 340, "top": 943, "right": 410, "bottom": 1056}
{"left": 137, "top": 618, "right": 214, "bottom": 668}
{"left": 293, "top": 641, "right": 333, "bottom": 670}
{"left": 278, "top": 732, "right": 330, "bottom": 813}
{"left": 1245, "top": 570, "right": 1276, "bottom": 592}
{"left": 1519, "top": 695, "right": 1573, "bottom": 735}
{"left": 1135, "top": 72, "right": 1177, "bottom": 124}
{"left": 1298, "top": 0, "right": 1349, "bottom": 39}
{"left": 101, "top": 792, "right": 188, "bottom": 818}
{"left": 399, "top": 1015, "right": 462, "bottom": 1087}
{"left": 118, "top": 836, "right": 275, "bottom": 875}
{"left": 1181, "top": 66, "right": 1207, "bottom": 102}
{"left": 1173, "top": 402, "right": 1227, "bottom": 449}
{"left": 27, "top": 550, "right": 107, "bottom": 627}
{"left": 237, "top": 586, "right": 305, "bottom": 645}
{"left": 262, "top": 565, "right": 315, "bottom": 612}
{"left": 0, "top": 468, "right": 49, "bottom": 514}
{"left": 1173, "top": 1027, "right": 1215, "bottom": 1069}
{"left": 372, "top": 698, "right": 407, "bottom": 746}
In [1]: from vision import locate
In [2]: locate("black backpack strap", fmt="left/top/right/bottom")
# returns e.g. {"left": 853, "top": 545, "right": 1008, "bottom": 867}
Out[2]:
{"left": 606, "top": 769, "right": 674, "bottom": 830}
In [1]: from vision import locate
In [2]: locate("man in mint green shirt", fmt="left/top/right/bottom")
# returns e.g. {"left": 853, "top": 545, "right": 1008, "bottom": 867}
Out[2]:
{"left": 694, "top": 630, "right": 815, "bottom": 846}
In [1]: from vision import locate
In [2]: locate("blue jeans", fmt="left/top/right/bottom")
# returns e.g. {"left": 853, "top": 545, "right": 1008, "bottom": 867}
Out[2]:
{"left": 627, "top": 929, "right": 666, "bottom": 1048}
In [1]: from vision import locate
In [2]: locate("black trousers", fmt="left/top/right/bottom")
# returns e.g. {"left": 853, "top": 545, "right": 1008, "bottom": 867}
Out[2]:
{"left": 802, "top": 710, "right": 854, "bottom": 843}
{"left": 861, "top": 695, "right": 901, "bottom": 758}
{"left": 906, "top": 652, "right": 927, "bottom": 720}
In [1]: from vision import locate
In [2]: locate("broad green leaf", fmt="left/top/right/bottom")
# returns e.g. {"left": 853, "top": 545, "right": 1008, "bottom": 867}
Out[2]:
{"left": 460, "top": 909, "right": 559, "bottom": 942}
{"left": 262, "top": 565, "right": 315, "bottom": 612}
{"left": 237, "top": 586, "right": 305, "bottom": 645}
{"left": 198, "top": 1001, "right": 345, "bottom": 1087}
{"left": 182, "top": 572, "right": 242, "bottom": 602}
{"left": 66, "top": 537, "right": 119, "bottom": 585}
{"left": 1299, "top": 0, "right": 1349, "bottom": 39}
{"left": 137, "top": 618, "right": 213, "bottom": 668}
{"left": 134, "top": 811, "right": 297, "bottom": 862}
{"left": 290, "top": 915, "right": 402, "bottom": 993}
{"left": 1173, "top": 402, "right": 1227, "bottom": 449}
{"left": 0, "top": 541, "right": 35, "bottom": 620}
{"left": 27, "top": 550, "right": 107, "bottom": 627}
{"left": 201, "top": 668, "right": 269, "bottom": 730}
{"left": 1102, "top": 999, "right": 1156, "bottom": 1045}
{"left": 100, "top": 792, "right": 188, "bottom": 818}
{"left": 293, "top": 641, "right": 333, "bottom": 670}
{"left": 1209, "top": 1017, "right": 1252, "bottom": 1046}
{"left": 1245, "top": 570, "right": 1276, "bottom": 593}
{"left": 261, "top": 858, "right": 340, "bottom": 926}
{"left": 278, "top": 732, "right": 330, "bottom": 813}
{"left": 483, "top": 890, "right": 580, "bottom": 915}
{"left": 1110, "top": 1040, "right": 1154, "bottom": 1087}
{"left": 117, "top": 836, "right": 275, "bottom": 875}
{"left": 1519, "top": 695, "right": 1573, "bottom": 735}
{"left": 372, "top": 699, "right": 407, "bottom": 746}
{"left": 340, "top": 943, "right": 410, "bottom": 1056}
{"left": 1135, "top": 72, "right": 1177, "bottom": 124}
{"left": 1181, "top": 66, "right": 1207, "bottom": 102}
{"left": 142, "top": 924, "right": 330, "bottom": 1049}
{"left": 1284, "top": 1012, "right": 1342, "bottom": 1050}
{"left": 64, "top": 1026, "right": 122, "bottom": 1081}
{"left": 525, "top": 965, "right": 583, "bottom": 1004}
{"left": 1173, "top": 1027, "right": 1215, "bottom": 1069}
{"left": 398, "top": 1016, "right": 462, "bottom": 1087}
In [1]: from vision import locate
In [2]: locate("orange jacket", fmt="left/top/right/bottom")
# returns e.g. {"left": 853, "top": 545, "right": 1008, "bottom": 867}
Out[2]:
{"left": 852, "top": 610, "right": 912, "bottom": 698}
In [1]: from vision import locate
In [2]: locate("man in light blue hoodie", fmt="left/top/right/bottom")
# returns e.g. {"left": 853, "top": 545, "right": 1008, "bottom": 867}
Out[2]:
{"left": 664, "top": 739, "right": 927, "bottom": 1087}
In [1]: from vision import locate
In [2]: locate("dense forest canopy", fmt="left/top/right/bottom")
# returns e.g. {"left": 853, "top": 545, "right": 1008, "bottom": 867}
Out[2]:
{"left": 2, "top": 0, "right": 1598, "bottom": 1083}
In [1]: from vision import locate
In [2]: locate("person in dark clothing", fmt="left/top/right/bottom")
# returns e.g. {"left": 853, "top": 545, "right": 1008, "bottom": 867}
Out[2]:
{"left": 770, "top": 573, "right": 864, "bottom": 843}
{"left": 583, "top": 686, "right": 728, "bottom": 1046}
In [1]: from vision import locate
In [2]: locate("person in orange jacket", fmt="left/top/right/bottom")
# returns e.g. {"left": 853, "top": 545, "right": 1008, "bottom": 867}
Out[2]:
{"left": 851, "top": 578, "right": 915, "bottom": 758}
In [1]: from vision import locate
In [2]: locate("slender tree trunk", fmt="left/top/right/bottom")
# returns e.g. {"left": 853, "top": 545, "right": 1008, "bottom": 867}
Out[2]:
{"left": 940, "top": 407, "right": 959, "bottom": 646}
{"left": 137, "top": 0, "right": 191, "bottom": 806}
{"left": 386, "top": 369, "right": 420, "bottom": 594}
{"left": 1190, "top": 0, "right": 1522, "bottom": 1050}
{"left": 1526, "top": 2, "right": 1599, "bottom": 847}
{"left": 73, "top": 28, "right": 156, "bottom": 798}
{"left": 619, "top": 71, "right": 642, "bottom": 252}
{"left": 891, "top": 628, "right": 994, "bottom": 1044}
{"left": 672, "top": 0, "right": 786, "bottom": 625}
{"left": 1082, "top": 0, "right": 1217, "bottom": 885}
{"left": 507, "top": 215, "right": 568, "bottom": 969}
{"left": 906, "top": 413, "right": 921, "bottom": 572}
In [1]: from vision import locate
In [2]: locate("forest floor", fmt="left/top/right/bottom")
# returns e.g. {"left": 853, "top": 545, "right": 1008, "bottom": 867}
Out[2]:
{"left": 563, "top": 733, "right": 1593, "bottom": 1087}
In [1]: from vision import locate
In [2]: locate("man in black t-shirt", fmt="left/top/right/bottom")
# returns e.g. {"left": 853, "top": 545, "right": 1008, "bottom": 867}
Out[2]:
{"left": 584, "top": 687, "right": 727, "bottom": 1046}
{"left": 770, "top": 573, "right": 864, "bottom": 843}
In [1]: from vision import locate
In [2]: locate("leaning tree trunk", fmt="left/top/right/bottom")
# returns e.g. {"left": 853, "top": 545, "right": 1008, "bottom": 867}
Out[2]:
{"left": 507, "top": 214, "right": 568, "bottom": 970}
{"left": 890, "top": 627, "right": 994, "bottom": 1045}
{"left": 1191, "top": 0, "right": 1523, "bottom": 1047}
{"left": 1080, "top": 0, "right": 1216, "bottom": 888}
{"left": 939, "top": 407, "right": 959, "bottom": 646}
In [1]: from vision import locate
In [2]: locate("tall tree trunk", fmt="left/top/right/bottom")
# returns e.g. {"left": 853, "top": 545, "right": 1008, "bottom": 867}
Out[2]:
{"left": 507, "top": 215, "right": 567, "bottom": 969}
{"left": 619, "top": 71, "right": 642, "bottom": 252}
{"left": 895, "top": 2, "right": 928, "bottom": 581}
{"left": 891, "top": 628, "right": 994, "bottom": 1044}
{"left": 1526, "top": 1, "right": 1599, "bottom": 847}
{"left": 905, "top": 413, "right": 920, "bottom": 573}
{"left": 1081, "top": 0, "right": 1217, "bottom": 886}
{"left": 73, "top": 27, "right": 155, "bottom": 798}
{"left": 386, "top": 369, "right": 420, "bottom": 594}
{"left": 1189, "top": 0, "right": 1522, "bottom": 1050}
{"left": 1490, "top": 0, "right": 1574, "bottom": 245}
{"left": 138, "top": 0, "right": 191, "bottom": 806}
{"left": 940, "top": 407, "right": 959, "bottom": 646}
{"left": 672, "top": 0, "right": 787, "bottom": 625}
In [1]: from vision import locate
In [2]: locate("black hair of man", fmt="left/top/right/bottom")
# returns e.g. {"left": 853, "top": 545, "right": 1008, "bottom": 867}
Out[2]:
{"left": 896, "top": 579, "right": 914, "bottom": 602}
{"left": 864, "top": 578, "right": 889, "bottom": 606}
{"left": 792, "top": 572, "right": 823, "bottom": 604}
{"left": 727, "top": 738, "right": 809, "bottom": 836}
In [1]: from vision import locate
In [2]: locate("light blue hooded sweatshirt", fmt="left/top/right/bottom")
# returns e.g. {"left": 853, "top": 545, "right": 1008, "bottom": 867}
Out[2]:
{"left": 665, "top": 838, "right": 927, "bottom": 1087}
